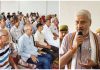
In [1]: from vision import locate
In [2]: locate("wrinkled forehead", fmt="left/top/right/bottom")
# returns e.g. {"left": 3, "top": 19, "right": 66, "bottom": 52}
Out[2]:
{"left": 75, "top": 15, "right": 90, "bottom": 21}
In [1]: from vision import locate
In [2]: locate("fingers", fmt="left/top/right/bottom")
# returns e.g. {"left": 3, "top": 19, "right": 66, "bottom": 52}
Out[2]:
{"left": 36, "top": 58, "right": 39, "bottom": 62}
{"left": 87, "top": 59, "right": 97, "bottom": 66}
{"left": 75, "top": 35, "right": 84, "bottom": 46}
{"left": 78, "top": 60, "right": 90, "bottom": 68}
{"left": 78, "top": 59, "right": 97, "bottom": 68}
{"left": 31, "top": 56, "right": 39, "bottom": 63}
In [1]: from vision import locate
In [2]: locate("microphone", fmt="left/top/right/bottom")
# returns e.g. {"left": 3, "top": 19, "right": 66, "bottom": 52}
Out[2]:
{"left": 77, "top": 31, "right": 83, "bottom": 53}
{"left": 78, "top": 31, "right": 83, "bottom": 36}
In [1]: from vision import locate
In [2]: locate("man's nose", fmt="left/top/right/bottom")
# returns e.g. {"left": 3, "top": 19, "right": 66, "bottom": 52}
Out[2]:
{"left": 78, "top": 23, "right": 83, "bottom": 28}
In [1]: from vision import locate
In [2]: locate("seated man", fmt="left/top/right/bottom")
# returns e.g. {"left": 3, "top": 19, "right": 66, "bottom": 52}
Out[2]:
{"left": 34, "top": 23, "right": 59, "bottom": 61}
{"left": 0, "top": 29, "right": 17, "bottom": 69}
{"left": 42, "top": 17, "right": 59, "bottom": 48}
{"left": 50, "top": 17, "right": 59, "bottom": 37}
{"left": 10, "top": 15, "right": 23, "bottom": 43}
{"left": 0, "top": 14, "right": 12, "bottom": 43}
{"left": 18, "top": 24, "right": 52, "bottom": 69}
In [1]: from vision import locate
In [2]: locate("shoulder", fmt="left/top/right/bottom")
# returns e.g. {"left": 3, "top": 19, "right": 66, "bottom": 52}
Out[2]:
{"left": 63, "top": 32, "right": 76, "bottom": 41}
{"left": 61, "top": 32, "right": 76, "bottom": 46}
{"left": 93, "top": 33, "right": 100, "bottom": 43}
{"left": 19, "top": 34, "right": 25, "bottom": 42}
{"left": 95, "top": 34, "right": 100, "bottom": 46}
{"left": 34, "top": 31, "right": 39, "bottom": 37}
{"left": 10, "top": 26, "right": 15, "bottom": 31}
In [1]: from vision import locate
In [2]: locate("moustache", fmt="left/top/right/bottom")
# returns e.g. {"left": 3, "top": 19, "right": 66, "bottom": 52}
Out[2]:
{"left": 77, "top": 29, "right": 84, "bottom": 31}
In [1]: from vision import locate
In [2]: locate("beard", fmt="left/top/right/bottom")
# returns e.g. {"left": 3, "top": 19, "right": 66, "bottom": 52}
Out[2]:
{"left": 77, "top": 28, "right": 89, "bottom": 36}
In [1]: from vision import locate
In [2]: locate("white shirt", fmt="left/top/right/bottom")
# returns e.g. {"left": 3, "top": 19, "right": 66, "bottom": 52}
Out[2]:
{"left": 32, "top": 21, "right": 38, "bottom": 33}
{"left": 34, "top": 30, "right": 47, "bottom": 46}
{"left": 10, "top": 25, "right": 23, "bottom": 43}
{"left": 42, "top": 24, "right": 59, "bottom": 48}
{"left": 50, "top": 23, "right": 59, "bottom": 35}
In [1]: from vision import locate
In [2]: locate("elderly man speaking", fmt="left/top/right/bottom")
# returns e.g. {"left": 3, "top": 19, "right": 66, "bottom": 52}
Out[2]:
{"left": 60, "top": 10, "right": 100, "bottom": 69}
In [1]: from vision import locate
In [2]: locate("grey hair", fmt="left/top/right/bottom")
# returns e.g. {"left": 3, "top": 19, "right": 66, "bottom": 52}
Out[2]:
{"left": 76, "top": 9, "right": 91, "bottom": 20}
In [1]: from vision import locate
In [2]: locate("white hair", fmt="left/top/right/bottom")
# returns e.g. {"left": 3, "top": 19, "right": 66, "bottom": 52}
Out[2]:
{"left": 76, "top": 9, "right": 91, "bottom": 20}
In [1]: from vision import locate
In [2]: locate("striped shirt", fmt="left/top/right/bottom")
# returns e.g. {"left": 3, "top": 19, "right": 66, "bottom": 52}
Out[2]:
{"left": 0, "top": 44, "right": 11, "bottom": 69}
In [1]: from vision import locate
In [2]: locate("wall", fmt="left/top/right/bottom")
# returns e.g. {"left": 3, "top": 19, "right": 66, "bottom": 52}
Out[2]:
{"left": 0, "top": 1, "right": 59, "bottom": 16}
{"left": 60, "top": 1, "right": 100, "bottom": 33}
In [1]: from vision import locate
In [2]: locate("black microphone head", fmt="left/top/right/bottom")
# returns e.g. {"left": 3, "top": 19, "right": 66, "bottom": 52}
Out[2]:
{"left": 78, "top": 31, "right": 83, "bottom": 35}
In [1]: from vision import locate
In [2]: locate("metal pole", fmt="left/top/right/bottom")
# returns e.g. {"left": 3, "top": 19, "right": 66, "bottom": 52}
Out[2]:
{"left": 46, "top": 1, "right": 48, "bottom": 15}
{"left": 0, "top": 0, "right": 1, "bottom": 13}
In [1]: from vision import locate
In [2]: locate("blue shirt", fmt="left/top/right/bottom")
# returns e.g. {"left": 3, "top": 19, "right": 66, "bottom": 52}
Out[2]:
{"left": 18, "top": 33, "right": 39, "bottom": 62}
{"left": 19, "top": 20, "right": 24, "bottom": 30}
{"left": 6, "top": 19, "right": 12, "bottom": 31}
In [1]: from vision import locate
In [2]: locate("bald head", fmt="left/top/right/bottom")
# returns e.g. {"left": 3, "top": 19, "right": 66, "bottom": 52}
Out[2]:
{"left": 24, "top": 24, "right": 33, "bottom": 36}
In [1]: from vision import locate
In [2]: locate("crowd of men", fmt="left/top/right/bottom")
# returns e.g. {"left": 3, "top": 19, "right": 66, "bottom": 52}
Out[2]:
{"left": 0, "top": 12, "right": 59, "bottom": 69}
{"left": 0, "top": 9, "right": 100, "bottom": 69}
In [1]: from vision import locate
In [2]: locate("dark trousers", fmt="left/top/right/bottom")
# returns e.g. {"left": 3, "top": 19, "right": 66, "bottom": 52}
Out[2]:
{"left": 27, "top": 54, "right": 52, "bottom": 69}
{"left": 41, "top": 45, "right": 59, "bottom": 61}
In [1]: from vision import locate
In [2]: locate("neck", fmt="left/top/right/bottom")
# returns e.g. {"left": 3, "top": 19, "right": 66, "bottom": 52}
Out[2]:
{"left": 83, "top": 33, "right": 89, "bottom": 37}
{"left": 26, "top": 33, "right": 31, "bottom": 37}
{"left": 0, "top": 45, "right": 3, "bottom": 49}
{"left": 83, "top": 30, "right": 89, "bottom": 37}
{"left": 15, "top": 25, "right": 18, "bottom": 28}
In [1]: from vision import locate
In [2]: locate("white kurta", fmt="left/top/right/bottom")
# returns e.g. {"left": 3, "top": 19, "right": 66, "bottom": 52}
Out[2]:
{"left": 42, "top": 24, "right": 59, "bottom": 48}
{"left": 34, "top": 30, "right": 47, "bottom": 46}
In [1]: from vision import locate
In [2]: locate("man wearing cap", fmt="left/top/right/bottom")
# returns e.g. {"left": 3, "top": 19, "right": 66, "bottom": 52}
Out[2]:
{"left": 60, "top": 10, "right": 100, "bottom": 69}
{"left": 96, "top": 28, "right": 100, "bottom": 36}
{"left": 59, "top": 25, "right": 68, "bottom": 46}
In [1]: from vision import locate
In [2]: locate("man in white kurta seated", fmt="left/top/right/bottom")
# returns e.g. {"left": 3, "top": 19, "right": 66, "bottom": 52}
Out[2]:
{"left": 34, "top": 22, "right": 59, "bottom": 61}
{"left": 42, "top": 18, "right": 59, "bottom": 48}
